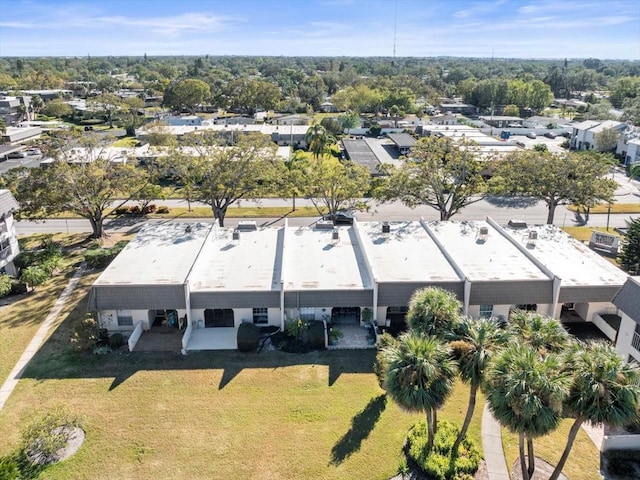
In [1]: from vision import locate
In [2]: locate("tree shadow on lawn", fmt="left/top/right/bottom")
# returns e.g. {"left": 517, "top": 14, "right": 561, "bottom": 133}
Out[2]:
{"left": 20, "top": 290, "right": 377, "bottom": 391}
{"left": 330, "top": 394, "right": 387, "bottom": 466}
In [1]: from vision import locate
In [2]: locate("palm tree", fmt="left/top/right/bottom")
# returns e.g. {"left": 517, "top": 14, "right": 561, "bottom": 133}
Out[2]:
{"left": 509, "top": 310, "right": 569, "bottom": 355}
{"left": 484, "top": 343, "right": 569, "bottom": 480}
{"left": 548, "top": 341, "right": 640, "bottom": 480}
{"left": 389, "top": 104, "right": 402, "bottom": 128}
{"left": 450, "top": 317, "right": 508, "bottom": 454}
{"left": 305, "top": 123, "right": 333, "bottom": 160}
{"left": 406, "top": 287, "right": 462, "bottom": 339}
{"left": 30, "top": 95, "right": 44, "bottom": 116}
{"left": 384, "top": 332, "right": 457, "bottom": 450}
{"left": 630, "top": 162, "right": 640, "bottom": 180}
{"left": 0, "top": 118, "right": 6, "bottom": 136}
{"left": 16, "top": 103, "right": 27, "bottom": 123}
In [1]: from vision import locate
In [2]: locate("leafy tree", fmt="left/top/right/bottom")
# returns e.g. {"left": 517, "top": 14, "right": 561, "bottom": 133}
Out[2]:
{"left": 621, "top": 96, "right": 640, "bottom": 125}
{"left": 619, "top": 217, "right": 640, "bottom": 274}
{"left": 449, "top": 317, "right": 508, "bottom": 454}
{"left": 338, "top": 110, "right": 360, "bottom": 134}
{"left": 0, "top": 274, "right": 11, "bottom": 298}
{"left": 502, "top": 104, "right": 520, "bottom": 116}
{"left": 13, "top": 142, "right": 150, "bottom": 238}
{"left": 549, "top": 342, "right": 640, "bottom": 480}
{"left": 175, "top": 132, "right": 282, "bottom": 227}
{"left": 143, "top": 121, "right": 178, "bottom": 147}
{"left": 331, "top": 84, "right": 383, "bottom": 114}
{"left": 406, "top": 286, "right": 462, "bottom": 338}
{"left": 42, "top": 99, "right": 72, "bottom": 118}
{"left": 120, "top": 113, "right": 144, "bottom": 137}
{"left": 490, "top": 150, "right": 617, "bottom": 224}
{"left": 376, "top": 136, "right": 487, "bottom": 221}
{"left": 164, "top": 78, "right": 211, "bottom": 114}
{"left": 225, "top": 78, "right": 281, "bottom": 115}
{"left": 388, "top": 104, "right": 402, "bottom": 127}
{"left": 291, "top": 155, "right": 370, "bottom": 218}
{"left": 383, "top": 332, "right": 457, "bottom": 450}
{"left": 594, "top": 127, "right": 621, "bottom": 152}
{"left": 0, "top": 118, "right": 6, "bottom": 138}
{"left": 484, "top": 343, "right": 569, "bottom": 480}
{"left": 305, "top": 124, "right": 334, "bottom": 160}
{"left": 319, "top": 117, "right": 344, "bottom": 137}
{"left": 21, "top": 266, "right": 48, "bottom": 291}
{"left": 88, "top": 93, "right": 126, "bottom": 128}
{"left": 630, "top": 162, "right": 640, "bottom": 180}
{"left": 30, "top": 95, "right": 44, "bottom": 115}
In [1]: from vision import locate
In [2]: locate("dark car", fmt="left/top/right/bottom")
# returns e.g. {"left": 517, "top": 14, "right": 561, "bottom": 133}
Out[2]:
{"left": 322, "top": 211, "right": 356, "bottom": 225}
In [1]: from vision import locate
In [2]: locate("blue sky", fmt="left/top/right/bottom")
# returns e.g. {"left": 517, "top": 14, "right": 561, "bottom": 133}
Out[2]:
{"left": 0, "top": 0, "right": 638, "bottom": 59}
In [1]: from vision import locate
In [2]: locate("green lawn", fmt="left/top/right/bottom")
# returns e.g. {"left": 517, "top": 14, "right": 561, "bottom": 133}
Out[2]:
{"left": 502, "top": 423, "right": 602, "bottom": 480}
{"left": 568, "top": 203, "right": 640, "bottom": 214}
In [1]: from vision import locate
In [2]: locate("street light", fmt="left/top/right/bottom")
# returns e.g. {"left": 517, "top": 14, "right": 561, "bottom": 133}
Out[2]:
{"left": 606, "top": 167, "right": 616, "bottom": 231}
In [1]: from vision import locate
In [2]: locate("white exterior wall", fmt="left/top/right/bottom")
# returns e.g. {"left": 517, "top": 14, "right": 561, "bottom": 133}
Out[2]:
{"left": 615, "top": 314, "right": 640, "bottom": 363}
{"left": 375, "top": 307, "right": 387, "bottom": 326}
{"left": 99, "top": 309, "right": 187, "bottom": 332}
{"left": 580, "top": 302, "right": 617, "bottom": 322}
{"left": 190, "top": 308, "right": 280, "bottom": 328}
{"left": 467, "top": 304, "right": 511, "bottom": 320}
{"left": 0, "top": 212, "right": 19, "bottom": 276}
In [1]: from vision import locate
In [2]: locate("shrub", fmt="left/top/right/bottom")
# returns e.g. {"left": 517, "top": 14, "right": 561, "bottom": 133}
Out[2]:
{"left": 113, "top": 206, "right": 130, "bottom": 215}
{"left": 70, "top": 314, "right": 99, "bottom": 351}
{"left": 374, "top": 332, "right": 398, "bottom": 389}
{"left": 109, "top": 333, "right": 125, "bottom": 349}
{"left": 0, "top": 456, "right": 20, "bottom": 480}
{"left": 84, "top": 249, "right": 114, "bottom": 269}
{"left": 39, "top": 254, "right": 62, "bottom": 276}
{"left": 142, "top": 204, "right": 157, "bottom": 214}
{"left": 21, "top": 406, "right": 82, "bottom": 466}
{"left": 407, "top": 420, "right": 481, "bottom": 480}
{"left": 157, "top": 206, "right": 170, "bottom": 214}
{"left": 237, "top": 322, "right": 260, "bottom": 352}
{"left": 0, "top": 274, "right": 11, "bottom": 298}
{"left": 129, "top": 205, "right": 141, "bottom": 215}
{"left": 21, "top": 266, "right": 48, "bottom": 290}
{"left": 605, "top": 450, "right": 638, "bottom": 477}
{"left": 285, "top": 319, "right": 309, "bottom": 340}
{"left": 306, "top": 320, "right": 326, "bottom": 349}
{"left": 10, "top": 281, "right": 28, "bottom": 295}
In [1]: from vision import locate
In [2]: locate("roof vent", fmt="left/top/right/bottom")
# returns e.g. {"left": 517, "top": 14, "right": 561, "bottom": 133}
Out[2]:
{"left": 316, "top": 220, "right": 334, "bottom": 230}
{"left": 382, "top": 222, "right": 390, "bottom": 234}
{"left": 185, "top": 225, "right": 192, "bottom": 234}
{"left": 527, "top": 230, "right": 538, "bottom": 247}
{"left": 477, "top": 226, "right": 489, "bottom": 242}
{"left": 237, "top": 220, "right": 257, "bottom": 231}
{"left": 332, "top": 229, "right": 340, "bottom": 243}
{"left": 508, "top": 219, "right": 527, "bottom": 228}
{"left": 232, "top": 230, "right": 240, "bottom": 241}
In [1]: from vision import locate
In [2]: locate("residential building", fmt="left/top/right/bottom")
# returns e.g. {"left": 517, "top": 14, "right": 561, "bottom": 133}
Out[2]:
{"left": 610, "top": 277, "right": 640, "bottom": 363}
{"left": 0, "top": 190, "right": 20, "bottom": 276}
{"left": 387, "top": 133, "right": 417, "bottom": 155}
{"left": 571, "top": 120, "right": 626, "bottom": 151}
{"left": 0, "top": 95, "right": 32, "bottom": 126}
{"left": 478, "top": 116, "right": 524, "bottom": 129}
{"left": 430, "top": 113, "right": 459, "bottom": 126}
{"left": 89, "top": 218, "right": 628, "bottom": 353}
{"left": 1, "top": 126, "right": 43, "bottom": 145}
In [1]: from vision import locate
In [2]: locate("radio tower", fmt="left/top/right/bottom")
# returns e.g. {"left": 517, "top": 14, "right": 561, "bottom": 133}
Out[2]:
{"left": 392, "top": 0, "right": 398, "bottom": 64}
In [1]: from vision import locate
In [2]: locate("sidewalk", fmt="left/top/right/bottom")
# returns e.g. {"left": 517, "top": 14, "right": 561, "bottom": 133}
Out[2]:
{"left": 482, "top": 403, "right": 510, "bottom": 480}
{"left": 0, "top": 264, "right": 86, "bottom": 411}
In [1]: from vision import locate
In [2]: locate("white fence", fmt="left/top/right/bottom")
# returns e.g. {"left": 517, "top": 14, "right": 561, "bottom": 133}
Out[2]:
{"left": 127, "top": 321, "right": 143, "bottom": 352}
{"left": 602, "top": 433, "right": 640, "bottom": 451}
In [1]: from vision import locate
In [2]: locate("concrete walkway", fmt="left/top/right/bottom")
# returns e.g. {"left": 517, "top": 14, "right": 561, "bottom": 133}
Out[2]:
{"left": 482, "top": 403, "right": 510, "bottom": 480}
{"left": 0, "top": 264, "right": 86, "bottom": 411}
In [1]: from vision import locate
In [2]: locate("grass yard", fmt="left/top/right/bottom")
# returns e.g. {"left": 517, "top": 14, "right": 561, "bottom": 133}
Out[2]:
{"left": 502, "top": 423, "right": 602, "bottom": 480}
{"left": 568, "top": 203, "right": 640, "bottom": 214}
{"left": 0, "top": 244, "right": 485, "bottom": 479}
{"left": 562, "top": 226, "right": 622, "bottom": 243}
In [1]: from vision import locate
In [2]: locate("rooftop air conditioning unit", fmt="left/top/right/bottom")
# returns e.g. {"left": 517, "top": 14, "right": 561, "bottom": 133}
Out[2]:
{"left": 508, "top": 219, "right": 527, "bottom": 228}
{"left": 477, "top": 226, "right": 489, "bottom": 242}
{"left": 316, "top": 221, "right": 334, "bottom": 230}
{"left": 232, "top": 230, "right": 240, "bottom": 241}
{"left": 237, "top": 220, "right": 257, "bottom": 231}
{"left": 332, "top": 229, "right": 340, "bottom": 242}
{"left": 382, "top": 222, "right": 391, "bottom": 234}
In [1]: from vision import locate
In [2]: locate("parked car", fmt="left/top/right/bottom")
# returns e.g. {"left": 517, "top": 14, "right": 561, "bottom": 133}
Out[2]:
{"left": 7, "top": 151, "right": 27, "bottom": 159}
{"left": 26, "top": 148, "right": 42, "bottom": 156}
{"left": 322, "top": 211, "right": 356, "bottom": 225}
{"left": 526, "top": 132, "right": 537, "bottom": 139}
{"left": 544, "top": 132, "right": 557, "bottom": 139}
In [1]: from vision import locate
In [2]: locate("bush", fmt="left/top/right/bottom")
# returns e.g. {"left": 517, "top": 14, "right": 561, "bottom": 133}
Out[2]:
{"left": 70, "top": 314, "right": 99, "bottom": 351}
{"left": 10, "top": 281, "right": 28, "bottom": 295}
{"left": 237, "top": 322, "right": 260, "bottom": 352}
{"left": 0, "top": 274, "right": 11, "bottom": 298}
{"left": 109, "top": 333, "right": 125, "bottom": 349}
{"left": 407, "top": 420, "right": 481, "bottom": 480}
{"left": 285, "top": 319, "right": 309, "bottom": 339}
{"left": 0, "top": 456, "right": 20, "bottom": 480}
{"left": 374, "top": 332, "right": 398, "bottom": 389}
{"left": 142, "top": 204, "right": 157, "bottom": 214}
{"left": 84, "top": 241, "right": 129, "bottom": 269}
{"left": 113, "top": 206, "right": 130, "bottom": 215}
{"left": 157, "top": 206, "right": 170, "bottom": 214}
{"left": 306, "top": 320, "right": 326, "bottom": 349}
{"left": 129, "top": 205, "right": 141, "bottom": 215}
{"left": 605, "top": 450, "right": 639, "bottom": 477}
{"left": 21, "top": 406, "right": 82, "bottom": 466}
{"left": 21, "top": 266, "right": 48, "bottom": 290}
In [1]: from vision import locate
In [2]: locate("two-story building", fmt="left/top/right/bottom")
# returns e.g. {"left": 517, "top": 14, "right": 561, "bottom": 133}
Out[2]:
{"left": 0, "top": 190, "right": 20, "bottom": 277}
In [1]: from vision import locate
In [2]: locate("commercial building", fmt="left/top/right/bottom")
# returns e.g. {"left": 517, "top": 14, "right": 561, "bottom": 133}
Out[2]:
{"left": 0, "top": 190, "right": 20, "bottom": 276}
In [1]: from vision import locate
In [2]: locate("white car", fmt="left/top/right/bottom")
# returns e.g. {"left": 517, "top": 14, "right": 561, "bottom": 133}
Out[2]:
{"left": 526, "top": 132, "right": 537, "bottom": 139}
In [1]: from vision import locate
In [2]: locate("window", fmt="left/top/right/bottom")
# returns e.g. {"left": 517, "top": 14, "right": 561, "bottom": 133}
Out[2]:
{"left": 0, "top": 238, "right": 9, "bottom": 251}
{"left": 479, "top": 305, "right": 493, "bottom": 318}
{"left": 515, "top": 304, "right": 537, "bottom": 312}
{"left": 204, "top": 308, "right": 234, "bottom": 328}
{"left": 253, "top": 308, "right": 268, "bottom": 324}
{"left": 117, "top": 310, "right": 133, "bottom": 326}
{"left": 299, "top": 307, "right": 315, "bottom": 321}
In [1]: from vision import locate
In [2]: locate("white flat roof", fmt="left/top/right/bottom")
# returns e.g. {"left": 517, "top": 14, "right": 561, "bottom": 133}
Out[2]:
{"left": 284, "top": 226, "right": 371, "bottom": 291}
{"left": 358, "top": 221, "right": 460, "bottom": 282}
{"left": 94, "top": 222, "right": 211, "bottom": 286}
{"left": 426, "top": 220, "right": 548, "bottom": 281}
{"left": 502, "top": 224, "right": 628, "bottom": 286}
{"left": 189, "top": 227, "right": 283, "bottom": 292}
